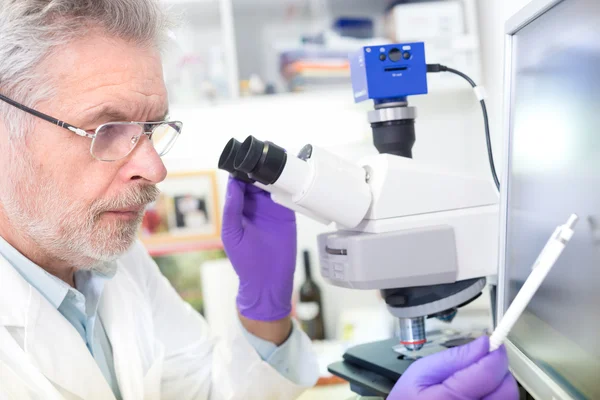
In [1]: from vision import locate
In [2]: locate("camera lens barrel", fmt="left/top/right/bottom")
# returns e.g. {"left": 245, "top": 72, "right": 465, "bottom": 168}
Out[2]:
{"left": 368, "top": 105, "right": 417, "bottom": 159}
{"left": 371, "top": 119, "right": 415, "bottom": 158}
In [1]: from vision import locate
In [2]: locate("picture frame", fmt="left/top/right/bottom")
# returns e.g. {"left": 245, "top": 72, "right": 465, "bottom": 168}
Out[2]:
{"left": 141, "top": 170, "right": 222, "bottom": 252}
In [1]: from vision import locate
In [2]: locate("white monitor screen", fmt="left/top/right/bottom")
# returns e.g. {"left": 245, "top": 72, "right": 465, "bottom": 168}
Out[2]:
{"left": 505, "top": 0, "right": 600, "bottom": 398}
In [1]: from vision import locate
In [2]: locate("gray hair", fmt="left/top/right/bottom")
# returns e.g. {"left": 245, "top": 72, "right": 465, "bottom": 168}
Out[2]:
{"left": 0, "top": 0, "right": 171, "bottom": 140}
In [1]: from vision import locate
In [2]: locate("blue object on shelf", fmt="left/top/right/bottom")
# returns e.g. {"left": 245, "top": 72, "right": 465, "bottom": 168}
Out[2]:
{"left": 333, "top": 17, "right": 374, "bottom": 39}
{"left": 349, "top": 42, "right": 428, "bottom": 103}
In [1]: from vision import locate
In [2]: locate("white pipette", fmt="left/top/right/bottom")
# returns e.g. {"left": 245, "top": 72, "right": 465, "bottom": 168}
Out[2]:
{"left": 489, "top": 214, "right": 579, "bottom": 352}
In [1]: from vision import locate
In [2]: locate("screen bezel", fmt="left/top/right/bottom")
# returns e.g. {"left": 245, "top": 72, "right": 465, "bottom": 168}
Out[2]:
{"left": 498, "top": 0, "right": 579, "bottom": 399}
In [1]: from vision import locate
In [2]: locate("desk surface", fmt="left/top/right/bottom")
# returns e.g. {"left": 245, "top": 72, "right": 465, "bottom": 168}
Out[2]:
{"left": 298, "top": 383, "right": 355, "bottom": 400}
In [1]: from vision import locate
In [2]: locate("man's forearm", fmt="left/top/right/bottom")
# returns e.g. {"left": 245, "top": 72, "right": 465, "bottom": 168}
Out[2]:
{"left": 238, "top": 312, "right": 293, "bottom": 346}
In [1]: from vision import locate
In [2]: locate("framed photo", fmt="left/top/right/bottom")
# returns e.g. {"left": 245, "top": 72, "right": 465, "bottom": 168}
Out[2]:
{"left": 141, "top": 170, "right": 221, "bottom": 251}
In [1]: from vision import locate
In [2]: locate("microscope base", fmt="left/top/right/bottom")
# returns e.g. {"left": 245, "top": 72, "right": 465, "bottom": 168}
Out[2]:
{"left": 328, "top": 333, "right": 481, "bottom": 398}
{"left": 327, "top": 338, "right": 413, "bottom": 398}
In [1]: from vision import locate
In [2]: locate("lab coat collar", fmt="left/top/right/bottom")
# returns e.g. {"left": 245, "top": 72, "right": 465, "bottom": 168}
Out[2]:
{"left": 0, "top": 234, "right": 68, "bottom": 309}
{"left": 0, "top": 251, "right": 30, "bottom": 327}
{"left": 99, "top": 262, "right": 149, "bottom": 400}
{"left": 0, "top": 254, "right": 116, "bottom": 400}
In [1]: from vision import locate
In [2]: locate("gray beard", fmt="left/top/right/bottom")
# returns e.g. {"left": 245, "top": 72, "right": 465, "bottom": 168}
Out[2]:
{"left": 2, "top": 151, "right": 158, "bottom": 270}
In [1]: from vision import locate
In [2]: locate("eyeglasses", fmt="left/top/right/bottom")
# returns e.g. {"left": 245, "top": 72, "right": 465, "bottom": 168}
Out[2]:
{"left": 0, "top": 92, "right": 182, "bottom": 162}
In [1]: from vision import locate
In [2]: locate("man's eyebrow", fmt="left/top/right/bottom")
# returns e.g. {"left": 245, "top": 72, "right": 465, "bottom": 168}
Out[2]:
{"left": 79, "top": 106, "right": 131, "bottom": 126}
{"left": 149, "top": 109, "right": 169, "bottom": 122}
{"left": 79, "top": 105, "right": 169, "bottom": 126}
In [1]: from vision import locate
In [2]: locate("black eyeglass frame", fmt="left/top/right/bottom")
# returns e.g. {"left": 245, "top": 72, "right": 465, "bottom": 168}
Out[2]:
{"left": 0, "top": 92, "right": 182, "bottom": 161}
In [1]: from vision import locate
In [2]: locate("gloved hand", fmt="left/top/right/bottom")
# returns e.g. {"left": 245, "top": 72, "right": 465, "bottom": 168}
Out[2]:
{"left": 389, "top": 335, "right": 519, "bottom": 400}
{"left": 221, "top": 177, "right": 297, "bottom": 321}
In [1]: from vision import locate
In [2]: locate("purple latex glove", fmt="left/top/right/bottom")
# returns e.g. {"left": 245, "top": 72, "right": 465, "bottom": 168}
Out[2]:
{"left": 389, "top": 336, "right": 519, "bottom": 400}
{"left": 221, "top": 177, "right": 297, "bottom": 321}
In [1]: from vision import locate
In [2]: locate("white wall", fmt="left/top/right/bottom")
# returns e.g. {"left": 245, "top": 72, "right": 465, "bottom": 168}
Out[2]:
{"left": 477, "top": 0, "right": 534, "bottom": 169}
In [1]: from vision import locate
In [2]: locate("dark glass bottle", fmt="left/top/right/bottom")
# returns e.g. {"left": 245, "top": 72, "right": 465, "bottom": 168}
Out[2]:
{"left": 297, "top": 250, "right": 325, "bottom": 340}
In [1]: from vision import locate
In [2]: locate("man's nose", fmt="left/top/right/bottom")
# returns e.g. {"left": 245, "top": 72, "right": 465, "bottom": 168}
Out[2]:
{"left": 123, "top": 134, "right": 168, "bottom": 184}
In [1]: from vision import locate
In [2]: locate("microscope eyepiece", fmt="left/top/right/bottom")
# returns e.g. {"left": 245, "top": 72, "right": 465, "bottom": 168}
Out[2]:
{"left": 218, "top": 138, "right": 254, "bottom": 183}
{"left": 218, "top": 138, "right": 240, "bottom": 173}
{"left": 234, "top": 136, "right": 263, "bottom": 173}
{"left": 234, "top": 135, "right": 287, "bottom": 185}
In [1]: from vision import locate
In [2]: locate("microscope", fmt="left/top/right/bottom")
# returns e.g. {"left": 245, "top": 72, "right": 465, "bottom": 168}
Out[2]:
{"left": 218, "top": 42, "right": 499, "bottom": 397}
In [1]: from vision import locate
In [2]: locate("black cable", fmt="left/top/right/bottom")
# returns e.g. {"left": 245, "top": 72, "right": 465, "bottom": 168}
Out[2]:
{"left": 426, "top": 64, "right": 500, "bottom": 190}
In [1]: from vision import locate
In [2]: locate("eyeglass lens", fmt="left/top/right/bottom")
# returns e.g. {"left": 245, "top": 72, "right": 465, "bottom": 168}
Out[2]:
{"left": 91, "top": 122, "right": 181, "bottom": 161}
{"left": 151, "top": 122, "right": 181, "bottom": 157}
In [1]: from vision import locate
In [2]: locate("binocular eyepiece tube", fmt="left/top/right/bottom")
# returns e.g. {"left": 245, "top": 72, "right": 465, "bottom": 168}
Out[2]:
{"left": 233, "top": 137, "right": 286, "bottom": 185}
{"left": 218, "top": 135, "right": 373, "bottom": 229}
{"left": 218, "top": 137, "right": 330, "bottom": 224}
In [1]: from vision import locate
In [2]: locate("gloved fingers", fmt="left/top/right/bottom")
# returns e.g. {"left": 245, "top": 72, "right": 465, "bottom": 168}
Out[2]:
{"left": 442, "top": 344, "right": 509, "bottom": 399}
{"left": 482, "top": 373, "right": 519, "bottom": 400}
{"left": 245, "top": 184, "right": 267, "bottom": 194}
{"left": 244, "top": 189, "right": 296, "bottom": 222}
{"left": 222, "top": 177, "right": 247, "bottom": 241}
{"left": 402, "top": 336, "right": 490, "bottom": 386}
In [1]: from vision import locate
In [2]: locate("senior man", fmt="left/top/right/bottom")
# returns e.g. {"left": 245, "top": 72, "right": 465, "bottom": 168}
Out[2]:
{"left": 0, "top": 1, "right": 318, "bottom": 399}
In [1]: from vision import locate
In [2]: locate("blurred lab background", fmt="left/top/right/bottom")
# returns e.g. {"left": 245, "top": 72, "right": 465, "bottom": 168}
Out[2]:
{"left": 141, "top": 0, "right": 534, "bottom": 396}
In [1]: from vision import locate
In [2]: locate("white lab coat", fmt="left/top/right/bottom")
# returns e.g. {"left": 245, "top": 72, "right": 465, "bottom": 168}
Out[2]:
{"left": 0, "top": 241, "right": 319, "bottom": 400}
